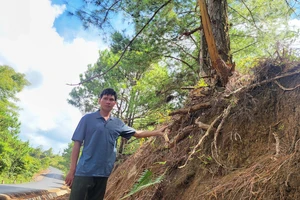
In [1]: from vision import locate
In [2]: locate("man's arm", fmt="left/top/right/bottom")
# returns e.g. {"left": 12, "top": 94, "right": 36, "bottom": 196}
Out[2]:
{"left": 65, "top": 141, "right": 81, "bottom": 187}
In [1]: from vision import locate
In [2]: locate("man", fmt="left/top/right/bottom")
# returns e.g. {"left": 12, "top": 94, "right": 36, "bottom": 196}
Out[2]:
{"left": 65, "top": 88, "right": 167, "bottom": 200}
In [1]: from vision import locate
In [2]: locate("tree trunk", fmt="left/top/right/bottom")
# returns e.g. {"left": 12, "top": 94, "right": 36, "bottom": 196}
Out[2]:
{"left": 208, "top": 0, "right": 232, "bottom": 63}
{"left": 199, "top": 0, "right": 233, "bottom": 86}
{"left": 118, "top": 102, "right": 135, "bottom": 155}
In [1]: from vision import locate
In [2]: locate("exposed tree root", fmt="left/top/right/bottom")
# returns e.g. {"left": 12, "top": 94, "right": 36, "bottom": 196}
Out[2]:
{"left": 198, "top": 155, "right": 292, "bottom": 199}
{"left": 195, "top": 118, "right": 216, "bottom": 131}
{"left": 273, "top": 132, "right": 281, "bottom": 158}
{"left": 198, "top": 136, "right": 300, "bottom": 200}
{"left": 213, "top": 104, "right": 232, "bottom": 154}
{"left": 230, "top": 131, "right": 242, "bottom": 142}
{"left": 169, "top": 102, "right": 211, "bottom": 116}
{"left": 211, "top": 143, "right": 226, "bottom": 168}
{"left": 178, "top": 113, "right": 223, "bottom": 169}
{"left": 210, "top": 104, "right": 233, "bottom": 168}
{"left": 225, "top": 70, "right": 300, "bottom": 97}
{"left": 274, "top": 80, "right": 300, "bottom": 91}
{"left": 178, "top": 104, "right": 232, "bottom": 169}
{"left": 167, "top": 126, "right": 195, "bottom": 149}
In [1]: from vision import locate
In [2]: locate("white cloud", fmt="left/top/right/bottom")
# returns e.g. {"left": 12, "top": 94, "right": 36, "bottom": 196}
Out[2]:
{"left": 289, "top": 19, "right": 300, "bottom": 49}
{"left": 0, "top": 0, "right": 104, "bottom": 153}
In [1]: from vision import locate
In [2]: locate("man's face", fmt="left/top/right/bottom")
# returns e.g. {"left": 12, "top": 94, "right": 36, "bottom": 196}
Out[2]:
{"left": 99, "top": 94, "right": 116, "bottom": 112}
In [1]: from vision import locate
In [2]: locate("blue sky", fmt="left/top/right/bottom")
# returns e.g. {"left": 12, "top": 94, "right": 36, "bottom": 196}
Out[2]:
{"left": 51, "top": 0, "right": 134, "bottom": 43}
{"left": 51, "top": 0, "right": 91, "bottom": 42}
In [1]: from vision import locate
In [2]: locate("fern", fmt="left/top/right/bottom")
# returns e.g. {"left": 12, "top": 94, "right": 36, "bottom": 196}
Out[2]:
{"left": 120, "top": 169, "right": 164, "bottom": 199}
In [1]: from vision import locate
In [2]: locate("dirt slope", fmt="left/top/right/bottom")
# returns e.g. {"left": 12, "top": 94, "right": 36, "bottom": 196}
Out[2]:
{"left": 105, "top": 60, "right": 300, "bottom": 200}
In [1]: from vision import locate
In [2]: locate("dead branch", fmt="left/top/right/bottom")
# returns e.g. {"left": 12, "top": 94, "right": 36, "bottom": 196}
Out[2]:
{"left": 274, "top": 80, "right": 300, "bottom": 91}
{"left": 178, "top": 114, "right": 222, "bottom": 169}
{"left": 169, "top": 102, "right": 211, "bottom": 116}
{"left": 225, "top": 70, "right": 300, "bottom": 97}
{"left": 179, "top": 26, "right": 202, "bottom": 39}
{"left": 67, "top": 0, "right": 172, "bottom": 86}
{"left": 285, "top": 172, "right": 292, "bottom": 187}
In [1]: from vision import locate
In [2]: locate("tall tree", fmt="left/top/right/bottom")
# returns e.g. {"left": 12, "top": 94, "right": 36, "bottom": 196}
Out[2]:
{"left": 67, "top": 0, "right": 297, "bottom": 86}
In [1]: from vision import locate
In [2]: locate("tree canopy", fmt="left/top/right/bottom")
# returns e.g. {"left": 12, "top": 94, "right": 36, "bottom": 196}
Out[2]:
{"left": 69, "top": 0, "right": 299, "bottom": 73}
{"left": 67, "top": 0, "right": 299, "bottom": 114}
{"left": 66, "top": 0, "right": 300, "bottom": 154}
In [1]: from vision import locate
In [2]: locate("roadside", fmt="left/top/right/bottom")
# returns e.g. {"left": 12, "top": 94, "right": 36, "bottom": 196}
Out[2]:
{"left": 0, "top": 167, "right": 69, "bottom": 200}
{"left": 0, "top": 186, "right": 70, "bottom": 200}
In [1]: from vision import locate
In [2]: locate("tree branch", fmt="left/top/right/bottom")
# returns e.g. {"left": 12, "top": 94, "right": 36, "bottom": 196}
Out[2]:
{"left": 284, "top": 0, "right": 299, "bottom": 17}
{"left": 228, "top": 5, "right": 250, "bottom": 23}
{"left": 171, "top": 42, "right": 198, "bottom": 61}
{"left": 164, "top": 55, "right": 197, "bottom": 73}
{"left": 232, "top": 42, "right": 259, "bottom": 55}
{"left": 240, "top": 0, "right": 262, "bottom": 32}
{"left": 100, "top": 0, "right": 122, "bottom": 29}
{"left": 67, "top": 0, "right": 172, "bottom": 86}
{"left": 179, "top": 26, "right": 202, "bottom": 39}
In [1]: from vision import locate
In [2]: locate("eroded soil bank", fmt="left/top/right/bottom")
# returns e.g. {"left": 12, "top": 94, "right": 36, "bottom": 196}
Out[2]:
{"left": 105, "top": 60, "right": 300, "bottom": 200}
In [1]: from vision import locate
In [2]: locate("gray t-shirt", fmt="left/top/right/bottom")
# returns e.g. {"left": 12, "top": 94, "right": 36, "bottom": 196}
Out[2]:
{"left": 72, "top": 110, "right": 136, "bottom": 177}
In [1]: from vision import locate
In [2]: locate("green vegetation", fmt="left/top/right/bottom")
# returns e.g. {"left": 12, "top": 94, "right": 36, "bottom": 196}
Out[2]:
{"left": 0, "top": 65, "right": 63, "bottom": 183}
{"left": 55, "top": 142, "right": 74, "bottom": 174}
{"left": 1, "top": 0, "right": 300, "bottom": 185}
{"left": 63, "top": 0, "right": 300, "bottom": 167}
{"left": 120, "top": 169, "right": 165, "bottom": 199}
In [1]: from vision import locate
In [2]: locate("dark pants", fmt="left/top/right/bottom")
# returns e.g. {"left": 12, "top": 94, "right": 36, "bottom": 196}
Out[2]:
{"left": 69, "top": 176, "right": 108, "bottom": 200}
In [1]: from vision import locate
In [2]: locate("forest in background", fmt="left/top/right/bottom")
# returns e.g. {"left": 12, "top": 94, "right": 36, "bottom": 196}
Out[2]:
{"left": 1, "top": 0, "right": 300, "bottom": 185}
{"left": 0, "top": 65, "right": 65, "bottom": 183}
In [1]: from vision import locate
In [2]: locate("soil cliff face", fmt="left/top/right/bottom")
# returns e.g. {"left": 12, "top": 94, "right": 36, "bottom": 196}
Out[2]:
{"left": 105, "top": 60, "right": 300, "bottom": 200}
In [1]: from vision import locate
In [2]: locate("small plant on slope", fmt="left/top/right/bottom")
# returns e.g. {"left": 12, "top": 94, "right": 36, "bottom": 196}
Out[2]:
{"left": 121, "top": 169, "right": 164, "bottom": 199}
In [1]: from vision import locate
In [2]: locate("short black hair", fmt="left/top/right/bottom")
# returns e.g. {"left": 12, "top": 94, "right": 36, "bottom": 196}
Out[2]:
{"left": 99, "top": 88, "right": 117, "bottom": 101}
